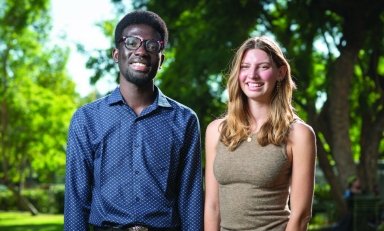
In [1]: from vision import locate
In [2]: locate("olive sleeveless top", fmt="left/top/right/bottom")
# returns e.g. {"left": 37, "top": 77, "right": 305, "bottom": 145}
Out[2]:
{"left": 213, "top": 133, "right": 292, "bottom": 230}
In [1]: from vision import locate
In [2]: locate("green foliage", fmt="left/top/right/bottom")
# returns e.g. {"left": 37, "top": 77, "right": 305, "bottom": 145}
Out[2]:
{"left": 314, "top": 184, "right": 333, "bottom": 202}
{"left": 0, "top": 0, "right": 79, "bottom": 186}
{"left": 0, "top": 185, "right": 65, "bottom": 214}
{"left": 0, "top": 189, "right": 17, "bottom": 210}
{"left": 380, "top": 135, "right": 384, "bottom": 155}
{"left": 309, "top": 213, "right": 334, "bottom": 229}
{"left": 312, "top": 184, "right": 338, "bottom": 224}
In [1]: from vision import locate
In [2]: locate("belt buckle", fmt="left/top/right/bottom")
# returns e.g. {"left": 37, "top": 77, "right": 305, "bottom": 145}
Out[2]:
{"left": 128, "top": 226, "right": 148, "bottom": 231}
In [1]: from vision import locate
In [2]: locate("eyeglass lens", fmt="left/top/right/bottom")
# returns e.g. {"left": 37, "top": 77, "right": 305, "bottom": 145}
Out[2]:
{"left": 125, "top": 37, "right": 161, "bottom": 52}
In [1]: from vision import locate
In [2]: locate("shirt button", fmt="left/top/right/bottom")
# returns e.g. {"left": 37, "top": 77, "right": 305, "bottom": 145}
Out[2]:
{"left": 135, "top": 171, "right": 139, "bottom": 174}
{"left": 136, "top": 197, "right": 140, "bottom": 201}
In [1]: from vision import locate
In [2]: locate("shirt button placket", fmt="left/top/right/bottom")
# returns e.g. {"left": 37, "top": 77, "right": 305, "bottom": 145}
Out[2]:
{"left": 133, "top": 135, "right": 141, "bottom": 205}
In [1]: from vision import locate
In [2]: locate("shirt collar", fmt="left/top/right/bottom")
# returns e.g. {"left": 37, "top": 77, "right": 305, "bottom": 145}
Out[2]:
{"left": 108, "top": 86, "right": 172, "bottom": 108}
{"left": 157, "top": 87, "right": 172, "bottom": 108}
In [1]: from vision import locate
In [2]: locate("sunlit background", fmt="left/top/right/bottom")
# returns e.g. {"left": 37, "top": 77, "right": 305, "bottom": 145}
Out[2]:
{"left": 50, "top": 0, "right": 131, "bottom": 97}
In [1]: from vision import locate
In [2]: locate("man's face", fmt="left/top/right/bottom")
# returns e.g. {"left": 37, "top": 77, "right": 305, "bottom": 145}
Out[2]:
{"left": 113, "top": 24, "right": 164, "bottom": 86}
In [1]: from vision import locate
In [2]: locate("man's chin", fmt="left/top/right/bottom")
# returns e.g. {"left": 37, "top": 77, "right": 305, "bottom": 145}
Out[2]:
{"left": 123, "top": 74, "right": 152, "bottom": 86}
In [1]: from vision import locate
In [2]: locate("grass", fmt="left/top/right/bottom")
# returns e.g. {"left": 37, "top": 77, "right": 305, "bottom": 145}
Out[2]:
{"left": 0, "top": 211, "right": 63, "bottom": 231}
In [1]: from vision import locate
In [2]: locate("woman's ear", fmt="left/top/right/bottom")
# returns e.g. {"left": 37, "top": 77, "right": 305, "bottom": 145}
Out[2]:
{"left": 278, "top": 65, "right": 288, "bottom": 80}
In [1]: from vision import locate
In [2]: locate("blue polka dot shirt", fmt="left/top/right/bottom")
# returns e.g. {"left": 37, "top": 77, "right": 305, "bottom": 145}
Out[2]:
{"left": 64, "top": 86, "right": 203, "bottom": 231}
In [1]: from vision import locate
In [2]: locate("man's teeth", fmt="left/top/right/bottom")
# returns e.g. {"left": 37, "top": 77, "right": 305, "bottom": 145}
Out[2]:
{"left": 248, "top": 83, "right": 263, "bottom": 87}
{"left": 132, "top": 62, "right": 146, "bottom": 66}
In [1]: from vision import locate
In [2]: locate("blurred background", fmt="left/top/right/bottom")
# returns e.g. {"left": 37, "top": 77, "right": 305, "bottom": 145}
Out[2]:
{"left": 1, "top": 0, "right": 384, "bottom": 230}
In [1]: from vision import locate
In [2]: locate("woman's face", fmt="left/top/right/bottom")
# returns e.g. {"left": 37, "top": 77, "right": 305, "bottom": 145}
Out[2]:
{"left": 238, "top": 48, "right": 285, "bottom": 103}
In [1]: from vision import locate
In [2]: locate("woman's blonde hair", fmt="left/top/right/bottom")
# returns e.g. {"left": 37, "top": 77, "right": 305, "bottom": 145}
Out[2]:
{"left": 220, "top": 35, "right": 298, "bottom": 150}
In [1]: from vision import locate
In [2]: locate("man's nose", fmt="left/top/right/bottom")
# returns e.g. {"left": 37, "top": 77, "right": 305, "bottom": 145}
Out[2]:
{"left": 134, "top": 42, "right": 148, "bottom": 55}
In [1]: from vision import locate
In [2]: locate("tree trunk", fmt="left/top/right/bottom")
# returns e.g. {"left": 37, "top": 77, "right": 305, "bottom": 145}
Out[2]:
{"left": 314, "top": 100, "right": 349, "bottom": 217}
{"left": 359, "top": 50, "right": 384, "bottom": 192}
{"left": 328, "top": 9, "right": 367, "bottom": 191}
{"left": 360, "top": 110, "right": 384, "bottom": 192}
{"left": 1, "top": 97, "right": 8, "bottom": 181}
{"left": 11, "top": 185, "right": 39, "bottom": 216}
{"left": 1, "top": 48, "right": 10, "bottom": 183}
{"left": 328, "top": 49, "right": 357, "bottom": 189}
{"left": 316, "top": 133, "right": 348, "bottom": 217}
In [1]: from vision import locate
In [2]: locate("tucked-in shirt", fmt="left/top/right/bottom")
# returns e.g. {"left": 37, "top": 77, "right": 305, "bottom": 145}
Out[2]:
{"left": 64, "top": 86, "right": 203, "bottom": 231}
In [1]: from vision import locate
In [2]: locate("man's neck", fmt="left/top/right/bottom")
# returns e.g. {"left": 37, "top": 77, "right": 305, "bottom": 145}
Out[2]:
{"left": 119, "top": 80, "right": 156, "bottom": 116}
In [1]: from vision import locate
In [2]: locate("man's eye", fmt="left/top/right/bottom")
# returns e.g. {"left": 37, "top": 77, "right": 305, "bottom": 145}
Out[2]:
{"left": 146, "top": 42, "right": 159, "bottom": 51}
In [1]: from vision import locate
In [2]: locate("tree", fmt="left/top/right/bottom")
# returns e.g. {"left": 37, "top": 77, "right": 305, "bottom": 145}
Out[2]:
{"left": 0, "top": 0, "right": 79, "bottom": 214}
{"left": 273, "top": 0, "right": 384, "bottom": 216}
{"left": 87, "top": 0, "right": 384, "bottom": 217}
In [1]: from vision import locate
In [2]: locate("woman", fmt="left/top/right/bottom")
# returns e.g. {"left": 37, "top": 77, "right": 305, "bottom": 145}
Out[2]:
{"left": 204, "top": 36, "right": 316, "bottom": 231}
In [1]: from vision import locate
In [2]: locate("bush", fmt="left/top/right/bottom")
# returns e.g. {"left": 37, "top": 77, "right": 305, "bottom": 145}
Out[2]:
{"left": 0, "top": 184, "right": 65, "bottom": 214}
{"left": 314, "top": 184, "right": 334, "bottom": 202}
{"left": 0, "top": 189, "right": 18, "bottom": 211}
{"left": 311, "top": 184, "right": 338, "bottom": 226}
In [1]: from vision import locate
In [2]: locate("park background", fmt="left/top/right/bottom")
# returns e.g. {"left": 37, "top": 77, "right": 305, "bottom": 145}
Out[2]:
{"left": 1, "top": 0, "right": 384, "bottom": 230}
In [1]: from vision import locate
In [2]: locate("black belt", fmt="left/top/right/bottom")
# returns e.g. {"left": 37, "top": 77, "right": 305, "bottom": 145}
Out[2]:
{"left": 93, "top": 226, "right": 180, "bottom": 231}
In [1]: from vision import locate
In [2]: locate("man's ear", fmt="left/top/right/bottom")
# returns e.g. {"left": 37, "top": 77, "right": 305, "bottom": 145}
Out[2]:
{"left": 159, "top": 53, "right": 165, "bottom": 69}
{"left": 112, "top": 48, "right": 119, "bottom": 63}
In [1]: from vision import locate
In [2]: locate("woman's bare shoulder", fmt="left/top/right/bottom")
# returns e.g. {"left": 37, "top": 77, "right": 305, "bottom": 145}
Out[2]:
{"left": 205, "top": 118, "right": 225, "bottom": 143}
{"left": 288, "top": 120, "right": 316, "bottom": 152}
{"left": 290, "top": 120, "right": 314, "bottom": 135}
{"left": 207, "top": 118, "right": 225, "bottom": 131}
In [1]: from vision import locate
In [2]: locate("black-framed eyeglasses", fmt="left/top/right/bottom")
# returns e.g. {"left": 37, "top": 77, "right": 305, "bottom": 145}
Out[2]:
{"left": 119, "top": 36, "right": 164, "bottom": 53}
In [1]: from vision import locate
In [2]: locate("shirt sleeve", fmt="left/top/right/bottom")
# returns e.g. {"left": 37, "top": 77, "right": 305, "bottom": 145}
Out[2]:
{"left": 64, "top": 109, "right": 94, "bottom": 231}
{"left": 177, "top": 113, "right": 204, "bottom": 231}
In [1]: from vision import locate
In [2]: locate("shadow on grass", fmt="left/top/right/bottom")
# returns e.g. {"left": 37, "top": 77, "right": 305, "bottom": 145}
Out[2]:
{"left": 0, "top": 224, "right": 63, "bottom": 231}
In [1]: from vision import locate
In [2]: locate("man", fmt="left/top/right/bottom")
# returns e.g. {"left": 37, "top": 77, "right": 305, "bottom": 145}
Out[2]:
{"left": 64, "top": 10, "right": 203, "bottom": 231}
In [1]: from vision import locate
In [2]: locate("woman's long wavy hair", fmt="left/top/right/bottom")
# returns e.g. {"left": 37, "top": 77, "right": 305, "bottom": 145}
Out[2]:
{"left": 220, "top": 36, "right": 298, "bottom": 151}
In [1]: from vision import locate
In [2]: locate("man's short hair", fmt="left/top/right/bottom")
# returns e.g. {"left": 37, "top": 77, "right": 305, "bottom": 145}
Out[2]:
{"left": 114, "top": 10, "right": 168, "bottom": 50}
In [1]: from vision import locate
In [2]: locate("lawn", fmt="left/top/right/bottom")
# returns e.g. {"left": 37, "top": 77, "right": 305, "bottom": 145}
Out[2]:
{"left": 0, "top": 211, "right": 63, "bottom": 231}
